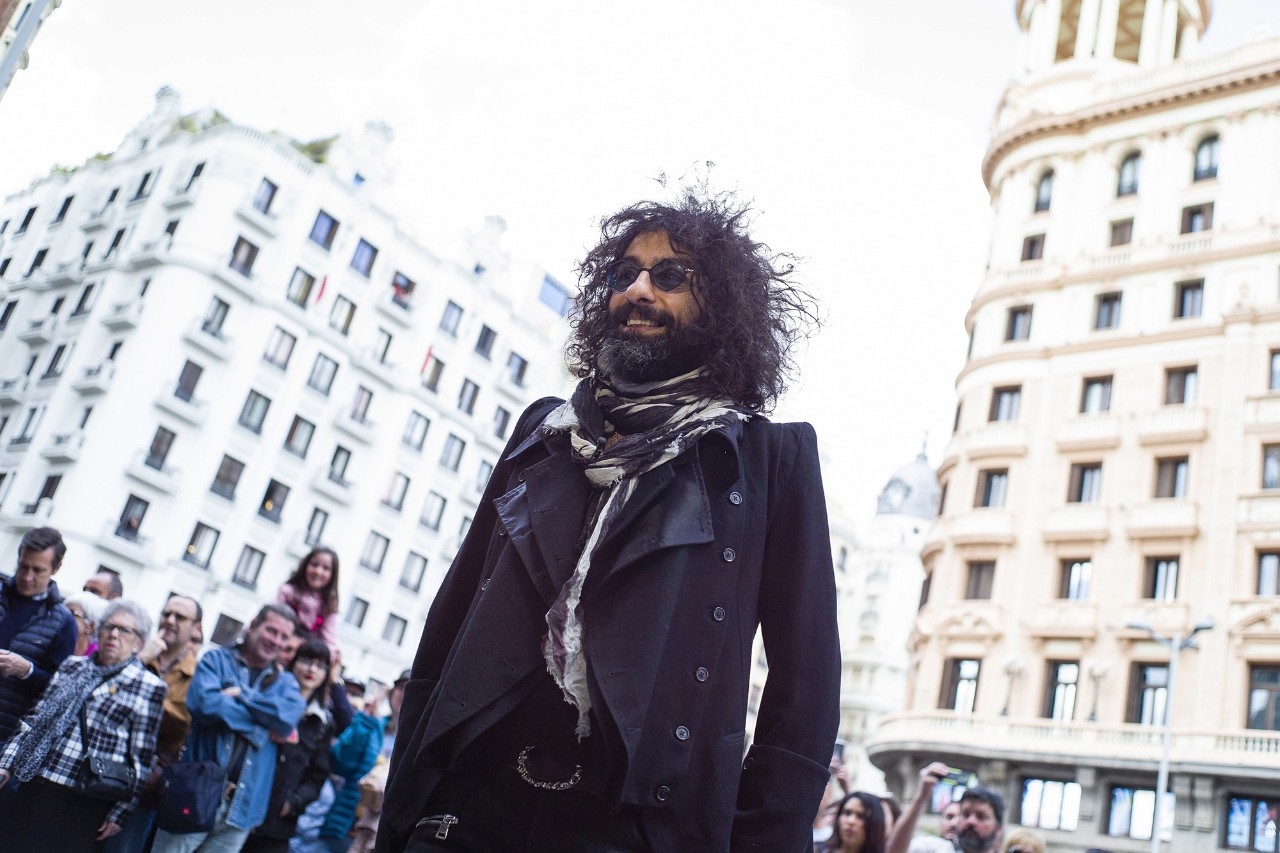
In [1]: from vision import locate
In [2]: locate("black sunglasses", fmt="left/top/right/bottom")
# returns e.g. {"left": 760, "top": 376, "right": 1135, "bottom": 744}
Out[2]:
{"left": 604, "top": 258, "right": 695, "bottom": 293}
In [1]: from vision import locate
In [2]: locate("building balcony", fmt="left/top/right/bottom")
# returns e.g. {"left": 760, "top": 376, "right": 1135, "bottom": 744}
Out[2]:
{"left": 163, "top": 183, "right": 200, "bottom": 208}
{"left": 124, "top": 453, "right": 178, "bottom": 495}
{"left": 1124, "top": 499, "right": 1199, "bottom": 539}
{"left": 867, "top": 710, "right": 1280, "bottom": 779}
{"left": 1116, "top": 601, "right": 1193, "bottom": 639}
{"left": 40, "top": 429, "right": 84, "bottom": 463}
{"left": 1244, "top": 395, "right": 1280, "bottom": 428}
{"left": 333, "top": 410, "right": 376, "bottom": 445}
{"left": 71, "top": 361, "right": 115, "bottom": 395}
{"left": 312, "top": 471, "right": 355, "bottom": 506}
{"left": 127, "top": 237, "right": 170, "bottom": 270}
{"left": 1137, "top": 405, "right": 1208, "bottom": 445}
{"left": 95, "top": 520, "right": 150, "bottom": 567}
{"left": 14, "top": 497, "right": 54, "bottom": 522}
{"left": 1238, "top": 491, "right": 1280, "bottom": 528}
{"left": 375, "top": 288, "right": 416, "bottom": 327}
{"left": 101, "top": 298, "right": 143, "bottom": 330}
{"left": 1041, "top": 504, "right": 1110, "bottom": 542}
{"left": 961, "top": 421, "right": 1028, "bottom": 460}
{"left": 947, "top": 509, "right": 1016, "bottom": 546}
{"left": 153, "top": 385, "right": 206, "bottom": 426}
{"left": 234, "top": 200, "right": 280, "bottom": 237}
{"left": 0, "top": 376, "right": 27, "bottom": 406}
{"left": 80, "top": 208, "right": 110, "bottom": 231}
{"left": 17, "top": 317, "right": 56, "bottom": 346}
{"left": 213, "top": 261, "right": 262, "bottom": 302}
{"left": 1024, "top": 601, "right": 1100, "bottom": 640}
{"left": 181, "top": 319, "right": 232, "bottom": 361}
{"left": 1055, "top": 413, "right": 1121, "bottom": 452}
{"left": 45, "top": 261, "right": 80, "bottom": 287}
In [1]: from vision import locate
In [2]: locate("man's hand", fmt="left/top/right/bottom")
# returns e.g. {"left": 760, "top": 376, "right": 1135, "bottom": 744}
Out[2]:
{"left": 329, "top": 648, "right": 343, "bottom": 684}
{"left": 280, "top": 801, "right": 293, "bottom": 818}
{"left": 0, "top": 651, "right": 32, "bottom": 678}
{"left": 830, "top": 759, "right": 851, "bottom": 795}
{"left": 96, "top": 821, "right": 122, "bottom": 841}
{"left": 220, "top": 685, "right": 242, "bottom": 697}
{"left": 918, "top": 761, "right": 951, "bottom": 797}
{"left": 138, "top": 635, "right": 166, "bottom": 665}
{"left": 0, "top": 769, "right": 10, "bottom": 788}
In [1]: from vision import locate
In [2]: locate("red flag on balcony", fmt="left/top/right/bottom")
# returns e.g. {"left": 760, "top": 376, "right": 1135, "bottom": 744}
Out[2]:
{"left": 316, "top": 276, "right": 327, "bottom": 302}
{"left": 420, "top": 346, "right": 433, "bottom": 375}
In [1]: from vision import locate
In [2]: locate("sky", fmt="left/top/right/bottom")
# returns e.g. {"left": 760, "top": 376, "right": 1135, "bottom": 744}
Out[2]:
{"left": 2, "top": 1, "right": 1280, "bottom": 527}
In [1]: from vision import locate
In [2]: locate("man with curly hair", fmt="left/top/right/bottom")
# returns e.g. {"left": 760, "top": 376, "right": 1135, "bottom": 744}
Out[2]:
{"left": 379, "top": 189, "right": 840, "bottom": 852}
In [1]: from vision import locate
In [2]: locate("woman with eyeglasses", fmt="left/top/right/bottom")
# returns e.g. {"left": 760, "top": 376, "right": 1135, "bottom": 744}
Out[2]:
{"left": 64, "top": 590, "right": 106, "bottom": 656}
{"left": 0, "top": 599, "right": 166, "bottom": 851}
{"left": 241, "top": 637, "right": 337, "bottom": 853}
{"left": 1001, "top": 828, "right": 1046, "bottom": 853}
{"left": 826, "top": 791, "right": 889, "bottom": 853}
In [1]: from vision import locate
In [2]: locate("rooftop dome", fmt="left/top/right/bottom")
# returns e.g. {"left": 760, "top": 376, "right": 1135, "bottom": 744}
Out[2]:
{"left": 875, "top": 449, "right": 939, "bottom": 520}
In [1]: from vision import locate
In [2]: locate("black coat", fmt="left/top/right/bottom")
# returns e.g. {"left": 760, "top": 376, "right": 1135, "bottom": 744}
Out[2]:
{"left": 247, "top": 699, "right": 333, "bottom": 840}
{"left": 378, "top": 398, "right": 841, "bottom": 853}
{"left": 0, "top": 579, "right": 75, "bottom": 742}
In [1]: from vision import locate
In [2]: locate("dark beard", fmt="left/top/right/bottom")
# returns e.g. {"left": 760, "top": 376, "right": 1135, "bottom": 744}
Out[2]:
{"left": 599, "top": 303, "right": 704, "bottom": 383}
{"left": 956, "top": 827, "right": 998, "bottom": 853}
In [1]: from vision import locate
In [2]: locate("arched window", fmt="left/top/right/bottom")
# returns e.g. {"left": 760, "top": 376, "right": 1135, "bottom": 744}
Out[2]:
{"left": 1194, "top": 134, "right": 1219, "bottom": 181}
{"left": 1117, "top": 152, "right": 1141, "bottom": 197}
{"left": 1034, "top": 170, "right": 1054, "bottom": 212}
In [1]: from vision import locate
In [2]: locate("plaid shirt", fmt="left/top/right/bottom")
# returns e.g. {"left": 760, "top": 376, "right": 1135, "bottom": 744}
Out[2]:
{"left": 0, "top": 655, "right": 167, "bottom": 826}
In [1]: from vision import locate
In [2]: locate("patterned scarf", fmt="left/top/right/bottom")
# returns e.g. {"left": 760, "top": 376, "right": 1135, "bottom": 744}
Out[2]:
{"left": 540, "top": 368, "right": 750, "bottom": 738}
{"left": 10, "top": 654, "right": 132, "bottom": 783}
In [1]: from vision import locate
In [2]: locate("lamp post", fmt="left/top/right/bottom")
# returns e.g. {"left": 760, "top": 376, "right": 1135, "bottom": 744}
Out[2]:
{"left": 1125, "top": 618, "right": 1213, "bottom": 853}
{"left": 1087, "top": 661, "right": 1110, "bottom": 722}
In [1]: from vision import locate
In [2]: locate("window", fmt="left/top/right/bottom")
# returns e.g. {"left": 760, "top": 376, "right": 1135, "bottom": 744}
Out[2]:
{"left": 538, "top": 276, "right": 573, "bottom": 317}
{"left": 232, "top": 546, "right": 266, "bottom": 590}
{"left": 211, "top": 455, "right": 245, "bottom": 499}
{"left": 506, "top": 352, "right": 528, "bottom": 386}
{"left": 183, "top": 522, "right": 219, "bottom": 568}
{"left": 12, "top": 406, "right": 40, "bottom": 442}
{"left": 258, "top": 479, "right": 289, "bottom": 522}
{"left": 297, "top": 509, "right": 328, "bottom": 550}
{"left": 1067, "top": 463, "right": 1102, "bottom": 503}
{"left": 262, "top": 326, "right": 296, "bottom": 369}
{"left": 202, "top": 296, "right": 229, "bottom": 336}
{"left": 1174, "top": 280, "right": 1203, "bottom": 318}
{"left": 1058, "top": 559, "right": 1092, "bottom": 600}
{"left": 307, "top": 353, "right": 338, "bottom": 395}
{"left": 403, "top": 411, "right": 430, "bottom": 450}
{"left": 117, "top": 495, "right": 148, "bottom": 540}
{"left": 1248, "top": 666, "right": 1280, "bottom": 730}
{"left": 350, "top": 385, "right": 373, "bottom": 424}
{"left": 421, "top": 491, "right": 447, "bottom": 531}
{"left": 350, "top": 238, "right": 378, "bottom": 277}
{"left": 1043, "top": 661, "right": 1079, "bottom": 721}
{"left": 51, "top": 195, "right": 73, "bottom": 224}
{"left": 475, "top": 325, "right": 497, "bottom": 358}
{"left": 1224, "top": 795, "right": 1280, "bottom": 850}
{"left": 145, "top": 426, "right": 175, "bottom": 470}
{"left": 284, "top": 415, "right": 315, "bottom": 457}
{"left": 329, "top": 295, "right": 356, "bottom": 335}
{"left": 229, "top": 236, "right": 259, "bottom": 276}
{"left": 383, "top": 472, "right": 410, "bottom": 511}
{"left": 1034, "top": 171, "right": 1053, "bottom": 212}
{"left": 1094, "top": 293, "right": 1122, "bottom": 329}
{"left": 1128, "top": 664, "right": 1169, "bottom": 725}
{"left": 359, "top": 532, "right": 389, "bottom": 573}
{"left": 345, "top": 597, "right": 369, "bottom": 628}
{"left": 184, "top": 162, "right": 204, "bottom": 191}
{"left": 964, "top": 561, "right": 995, "bottom": 600}
{"left": 252, "top": 178, "right": 277, "bottom": 215}
{"left": 373, "top": 327, "right": 392, "bottom": 364}
{"left": 476, "top": 460, "right": 494, "bottom": 493}
{"left": 493, "top": 406, "right": 511, "bottom": 439}
{"left": 988, "top": 386, "right": 1021, "bottom": 422}
{"left": 1021, "top": 234, "right": 1045, "bottom": 262}
{"left": 133, "top": 170, "right": 154, "bottom": 200}
{"left": 42, "top": 344, "right": 69, "bottom": 379}
{"left": 975, "top": 469, "right": 1008, "bottom": 508}
{"left": 391, "top": 272, "right": 415, "bottom": 307}
{"left": 1164, "top": 366, "right": 1198, "bottom": 405}
{"left": 1109, "top": 219, "right": 1133, "bottom": 247}
{"left": 1107, "top": 786, "right": 1171, "bottom": 840}
{"left": 440, "top": 434, "right": 466, "bottom": 472}
{"left": 1270, "top": 351, "right": 1280, "bottom": 391}
{"left": 238, "top": 390, "right": 271, "bottom": 434}
{"left": 1144, "top": 557, "right": 1178, "bottom": 602}
{"left": 400, "top": 552, "right": 428, "bottom": 592}
{"left": 15, "top": 206, "right": 36, "bottom": 234}
{"left": 1117, "top": 152, "right": 1141, "bottom": 196}
{"left": 329, "top": 446, "right": 351, "bottom": 484}
{"left": 26, "top": 248, "right": 47, "bottom": 276}
{"left": 209, "top": 615, "right": 243, "bottom": 647}
{"left": 939, "top": 658, "right": 980, "bottom": 713}
{"left": 286, "top": 268, "right": 315, "bottom": 307}
{"left": 1005, "top": 306, "right": 1032, "bottom": 341}
{"left": 175, "top": 360, "right": 203, "bottom": 402}
{"left": 1258, "top": 552, "right": 1280, "bottom": 597}
{"left": 1266, "top": 445, "right": 1280, "bottom": 490}
{"left": 439, "top": 300, "right": 463, "bottom": 335}
{"left": 383, "top": 614, "right": 408, "bottom": 645}
{"left": 1019, "top": 779, "right": 1081, "bottom": 831}
{"left": 1194, "top": 134, "right": 1219, "bottom": 181}
{"left": 0, "top": 258, "right": 9, "bottom": 278}
{"left": 1180, "top": 203, "right": 1213, "bottom": 234}
{"left": 458, "top": 515, "right": 472, "bottom": 540}
{"left": 0, "top": 301, "right": 14, "bottom": 331}
{"left": 309, "top": 210, "right": 339, "bottom": 249}
{"left": 1154, "top": 456, "right": 1189, "bottom": 498}
{"left": 458, "top": 379, "right": 479, "bottom": 415}
{"left": 422, "top": 356, "right": 445, "bottom": 392}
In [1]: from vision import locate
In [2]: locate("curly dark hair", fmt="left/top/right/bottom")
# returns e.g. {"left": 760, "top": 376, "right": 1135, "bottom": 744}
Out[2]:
{"left": 568, "top": 187, "right": 819, "bottom": 412}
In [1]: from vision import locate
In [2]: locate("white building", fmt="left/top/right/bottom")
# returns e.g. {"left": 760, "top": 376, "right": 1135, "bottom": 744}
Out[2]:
{"left": 0, "top": 0, "right": 59, "bottom": 103}
{"left": 0, "top": 87, "right": 574, "bottom": 688}
{"left": 869, "top": 2, "right": 1280, "bottom": 851}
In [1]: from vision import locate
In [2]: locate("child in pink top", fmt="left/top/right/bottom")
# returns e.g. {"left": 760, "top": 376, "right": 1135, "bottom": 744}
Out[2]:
{"left": 277, "top": 546, "right": 341, "bottom": 655}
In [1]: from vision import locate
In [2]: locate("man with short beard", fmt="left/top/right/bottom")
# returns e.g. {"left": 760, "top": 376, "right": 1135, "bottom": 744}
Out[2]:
{"left": 955, "top": 788, "right": 1004, "bottom": 853}
{"left": 378, "top": 189, "right": 840, "bottom": 852}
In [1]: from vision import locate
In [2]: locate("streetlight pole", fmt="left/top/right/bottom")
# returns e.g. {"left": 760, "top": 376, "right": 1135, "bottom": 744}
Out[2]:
{"left": 1126, "top": 618, "right": 1213, "bottom": 853}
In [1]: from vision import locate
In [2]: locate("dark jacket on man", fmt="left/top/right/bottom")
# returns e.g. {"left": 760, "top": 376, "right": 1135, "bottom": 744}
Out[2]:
{"left": 247, "top": 698, "right": 334, "bottom": 841}
{"left": 378, "top": 398, "right": 841, "bottom": 852}
{"left": 0, "top": 577, "right": 76, "bottom": 742}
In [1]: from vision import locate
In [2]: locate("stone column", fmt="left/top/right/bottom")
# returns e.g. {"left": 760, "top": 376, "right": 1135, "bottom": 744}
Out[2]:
{"left": 1043, "top": 0, "right": 1064, "bottom": 61}
{"left": 1075, "top": 0, "right": 1102, "bottom": 58}
{"left": 1095, "top": 0, "right": 1120, "bottom": 60}
{"left": 1138, "top": 0, "right": 1164, "bottom": 67}
{"left": 1160, "top": 0, "right": 1181, "bottom": 64}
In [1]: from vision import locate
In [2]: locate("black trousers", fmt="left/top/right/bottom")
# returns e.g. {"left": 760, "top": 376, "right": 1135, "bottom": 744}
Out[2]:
{"left": 405, "top": 760, "right": 650, "bottom": 853}
{"left": 4, "top": 777, "right": 113, "bottom": 853}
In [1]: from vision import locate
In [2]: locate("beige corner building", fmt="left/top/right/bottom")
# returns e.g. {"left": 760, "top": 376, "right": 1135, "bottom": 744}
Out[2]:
{"left": 868, "top": 2, "right": 1280, "bottom": 851}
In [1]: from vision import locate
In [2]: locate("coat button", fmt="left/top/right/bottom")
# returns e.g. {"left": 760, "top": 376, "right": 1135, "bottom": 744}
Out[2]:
{"left": 712, "top": 606, "right": 726, "bottom": 621}
{"left": 729, "top": 491, "right": 743, "bottom": 505}
{"left": 743, "top": 756, "right": 754, "bottom": 769}
{"left": 722, "top": 548, "right": 736, "bottom": 562}
{"left": 655, "top": 785, "right": 670, "bottom": 802}
{"left": 481, "top": 579, "right": 490, "bottom": 591}
{"left": 497, "top": 525, "right": 507, "bottom": 537}
{"left": 675, "top": 726, "right": 690, "bottom": 741}
{"left": 518, "top": 472, "right": 526, "bottom": 482}
{"left": 695, "top": 667, "right": 709, "bottom": 682}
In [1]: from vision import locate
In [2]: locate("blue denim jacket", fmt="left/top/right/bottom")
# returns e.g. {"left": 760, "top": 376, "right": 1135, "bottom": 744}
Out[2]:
{"left": 183, "top": 644, "right": 305, "bottom": 831}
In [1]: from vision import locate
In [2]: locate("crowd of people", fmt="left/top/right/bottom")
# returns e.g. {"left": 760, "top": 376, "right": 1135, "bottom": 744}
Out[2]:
{"left": 0, "top": 527, "right": 400, "bottom": 853}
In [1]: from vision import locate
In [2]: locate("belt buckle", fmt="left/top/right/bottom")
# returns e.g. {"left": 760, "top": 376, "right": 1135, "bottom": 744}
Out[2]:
{"left": 516, "top": 745, "right": 582, "bottom": 791}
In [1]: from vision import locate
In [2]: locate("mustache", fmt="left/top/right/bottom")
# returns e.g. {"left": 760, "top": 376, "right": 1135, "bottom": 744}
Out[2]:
{"left": 609, "top": 302, "right": 675, "bottom": 327}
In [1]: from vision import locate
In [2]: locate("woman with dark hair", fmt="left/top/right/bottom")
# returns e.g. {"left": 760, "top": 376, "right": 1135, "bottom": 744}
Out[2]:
{"left": 827, "top": 791, "right": 889, "bottom": 853}
{"left": 241, "top": 637, "right": 336, "bottom": 853}
{"left": 277, "top": 547, "right": 341, "bottom": 654}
